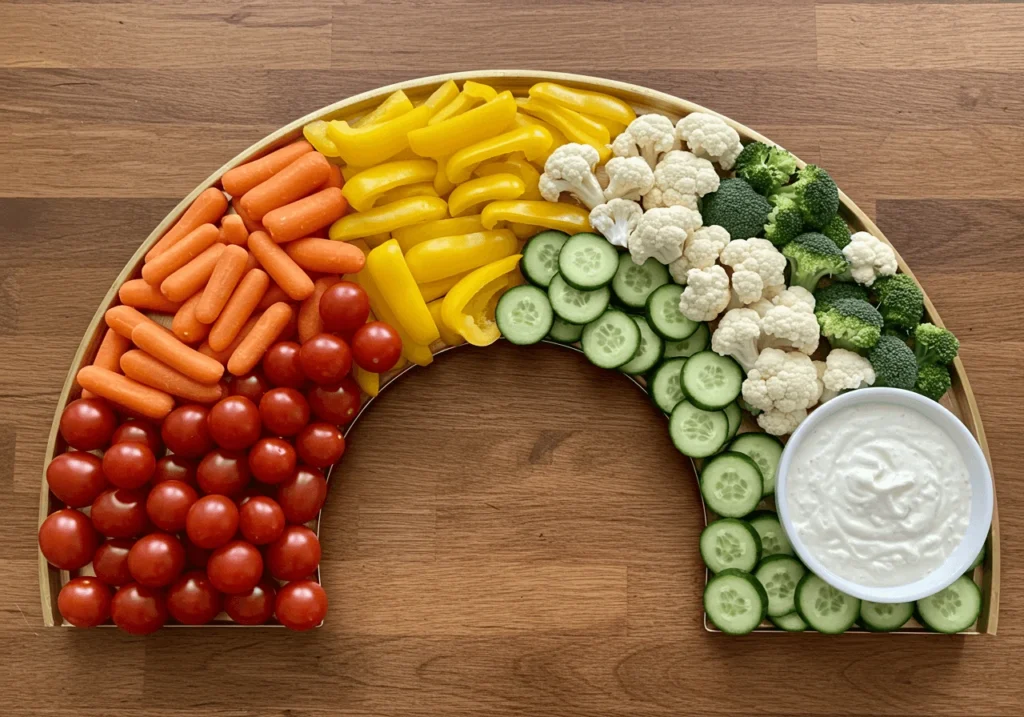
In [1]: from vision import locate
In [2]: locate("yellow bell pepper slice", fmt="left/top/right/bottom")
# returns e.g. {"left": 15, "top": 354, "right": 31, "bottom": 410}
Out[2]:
{"left": 433, "top": 155, "right": 455, "bottom": 196}
{"left": 375, "top": 182, "right": 439, "bottom": 205}
{"left": 418, "top": 270, "right": 470, "bottom": 303}
{"left": 327, "top": 104, "right": 430, "bottom": 167}
{"left": 446, "top": 125, "right": 553, "bottom": 184}
{"left": 365, "top": 239, "right": 440, "bottom": 346}
{"left": 481, "top": 200, "right": 592, "bottom": 234}
{"left": 447, "top": 174, "right": 525, "bottom": 218}
{"left": 393, "top": 215, "right": 486, "bottom": 253}
{"left": 341, "top": 148, "right": 421, "bottom": 182}
{"left": 516, "top": 97, "right": 610, "bottom": 162}
{"left": 583, "top": 113, "right": 626, "bottom": 140}
{"left": 475, "top": 152, "right": 541, "bottom": 200}
{"left": 406, "top": 229, "right": 518, "bottom": 284}
{"left": 441, "top": 255, "right": 522, "bottom": 346}
{"left": 354, "top": 268, "right": 434, "bottom": 367}
{"left": 427, "top": 298, "right": 465, "bottom": 346}
{"left": 364, "top": 233, "right": 391, "bottom": 248}
{"left": 329, "top": 196, "right": 448, "bottom": 241}
{"left": 428, "top": 81, "right": 498, "bottom": 125}
{"left": 302, "top": 120, "right": 340, "bottom": 157}
{"left": 352, "top": 365, "right": 380, "bottom": 397}
{"left": 511, "top": 223, "right": 538, "bottom": 240}
{"left": 342, "top": 160, "right": 437, "bottom": 213}
{"left": 409, "top": 91, "right": 518, "bottom": 159}
{"left": 423, "top": 80, "right": 459, "bottom": 116}
{"left": 353, "top": 90, "right": 414, "bottom": 129}
{"left": 528, "top": 82, "right": 637, "bottom": 127}
{"left": 513, "top": 113, "right": 567, "bottom": 157}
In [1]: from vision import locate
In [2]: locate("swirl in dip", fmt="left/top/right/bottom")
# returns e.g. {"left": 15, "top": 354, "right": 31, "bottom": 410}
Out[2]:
{"left": 786, "top": 402, "right": 971, "bottom": 588}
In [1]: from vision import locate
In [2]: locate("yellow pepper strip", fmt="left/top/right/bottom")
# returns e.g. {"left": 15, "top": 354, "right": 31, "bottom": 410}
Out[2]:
{"left": 475, "top": 152, "right": 541, "bottom": 200}
{"left": 365, "top": 232, "right": 391, "bottom": 248}
{"left": 441, "top": 255, "right": 522, "bottom": 346}
{"left": 375, "top": 182, "right": 439, "bottom": 205}
{"left": 418, "top": 270, "right": 470, "bottom": 303}
{"left": 406, "top": 229, "right": 518, "bottom": 284}
{"left": 342, "top": 160, "right": 437, "bottom": 213}
{"left": 341, "top": 148, "right": 421, "bottom": 182}
{"left": 427, "top": 298, "right": 465, "bottom": 346}
{"left": 393, "top": 215, "right": 485, "bottom": 253}
{"left": 514, "top": 113, "right": 567, "bottom": 162}
{"left": 365, "top": 239, "right": 440, "bottom": 346}
{"left": 354, "top": 268, "right": 434, "bottom": 367}
{"left": 481, "top": 200, "right": 592, "bottom": 234}
{"left": 511, "top": 223, "right": 538, "bottom": 240}
{"left": 515, "top": 97, "right": 610, "bottom": 162}
{"left": 409, "top": 91, "right": 518, "bottom": 159}
{"left": 528, "top": 82, "right": 637, "bottom": 127}
{"left": 302, "top": 120, "right": 340, "bottom": 157}
{"left": 433, "top": 155, "right": 455, "bottom": 196}
{"left": 428, "top": 80, "right": 497, "bottom": 125}
{"left": 446, "top": 125, "right": 553, "bottom": 184}
{"left": 353, "top": 90, "right": 414, "bottom": 129}
{"left": 353, "top": 365, "right": 380, "bottom": 397}
{"left": 423, "top": 80, "right": 459, "bottom": 116}
{"left": 583, "top": 113, "right": 626, "bottom": 140}
{"left": 461, "top": 275, "right": 508, "bottom": 341}
{"left": 329, "top": 196, "right": 448, "bottom": 241}
{"left": 327, "top": 104, "right": 430, "bottom": 167}
{"left": 448, "top": 174, "right": 525, "bottom": 218}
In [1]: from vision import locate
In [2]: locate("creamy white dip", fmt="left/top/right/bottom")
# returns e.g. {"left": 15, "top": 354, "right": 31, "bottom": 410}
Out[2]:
{"left": 786, "top": 402, "right": 971, "bottom": 588}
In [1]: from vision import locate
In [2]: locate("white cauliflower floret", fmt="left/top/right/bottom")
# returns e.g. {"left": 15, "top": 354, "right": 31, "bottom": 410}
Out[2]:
{"left": 627, "top": 205, "right": 702, "bottom": 265}
{"left": 742, "top": 348, "right": 822, "bottom": 415}
{"left": 760, "top": 292, "right": 820, "bottom": 355}
{"left": 589, "top": 199, "right": 642, "bottom": 249}
{"left": 679, "top": 265, "right": 731, "bottom": 322}
{"left": 682, "top": 224, "right": 731, "bottom": 270}
{"left": 610, "top": 114, "right": 679, "bottom": 170}
{"left": 719, "top": 238, "right": 786, "bottom": 305}
{"left": 643, "top": 150, "right": 720, "bottom": 210}
{"left": 819, "top": 348, "right": 876, "bottom": 402}
{"left": 814, "top": 360, "right": 828, "bottom": 402}
{"left": 668, "top": 255, "right": 690, "bottom": 285}
{"left": 843, "top": 231, "right": 897, "bottom": 286}
{"left": 676, "top": 112, "right": 743, "bottom": 170}
{"left": 539, "top": 143, "right": 605, "bottom": 209}
{"left": 757, "top": 408, "right": 808, "bottom": 436}
{"left": 712, "top": 308, "right": 762, "bottom": 373}
{"left": 770, "top": 285, "right": 816, "bottom": 312}
{"left": 602, "top": 156, "right": 655, "bottom": 202}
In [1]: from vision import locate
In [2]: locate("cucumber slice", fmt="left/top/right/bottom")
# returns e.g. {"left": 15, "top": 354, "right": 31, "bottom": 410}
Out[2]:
{"left": 859, "top": 600, "right": 914, "bottom": 632}
{"left": 681, "top": 351, "right": 743, "bottom": 411}
{"left": 728, "top": 433, "right": 784, "bottom": 496}
{"left": 724, "top": 402, "right": 742, "bottom": 440}
{"left": 966, "top": 545, "right": 986, "bottom": 574}
{"left": 704, "top": 568, "right": 768, "bottom": 635}
{"left": 916, "top": 576, "right": 982, "bottom": 633}
{"left": 520, "top": 230, "right": 568, "bottom": 287}
{"left": 557, "top": 232, "right": 619, "bottom": 290}
{"left": 747, "top": 511, "right": 794, "bottom": 558}
{"left": 663, "top": 323, "right": 710, "bottom": 358}
{"left": 646, "top": 284, "right": 700, "bottom": 340}
{"left": 581, "top": 310, "right": 640, "bottom": 369}
{"left": 755, "top": 555, "right": 807, "bottom": 618}
{"left": 770, "top": 611, "right": 809, "bottom": 632}
{"left": 619, "top": 317, "right": 663, "bottom": 375}
{"left": 611, "top": 254, "right": 670, "bottom": 309}
{"left": 648, "top": 358, "right": 687, "bottom": 414}
{"left": 495, "top": 285, "right": 553, "bottom": 345}
{"left": 795, "top": 574, "right": 860, "bottom": 634}
{"left": 669, "top": 400, "right": 729, "bottom": 458}
{"left": 700, "top": 518, "right": 762, "bottom": 574}
{"left": 548, "top": 274, "right": 610, "bottom": 324}
{"left": 547, "top": 317, "right": 584, "bottom": 344}
{"left": 700, "top": 452, "right": 763, "bottom": 518}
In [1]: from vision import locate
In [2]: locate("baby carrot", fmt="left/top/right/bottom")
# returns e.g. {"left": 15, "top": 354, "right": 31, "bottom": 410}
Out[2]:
{"left": 248, "top": 230, "right": 314, "bottom": 300}
{"left": 131, "top": 321, "right": 224, "bottom": 385}
{"left": 142, "top": 223, "right": 220, "bottom": 287}
{"left": 208, "top": 269, "right": 270, "bottom": 352}
{"left": 298, "top": 275, "right": 340, "bottom": 343}
{"left": 284, "top": 238, "right": 366, "bottom": 274}
{"left": 201, "top": 313, "right": 260, "bottom": 364}
{"left": 227, "top": 302, "right": 293, "bottom": 375}
{"left": 230, "top": 197, "right": 264, "bottom": 234}
{"left": 171, "top": 293, "right": 210, "bottom": 345}
{"left": 222, "top": 140, "right": 313, "bottom": 197}
{"left": 120, "top": 350, "right": 225, "bottom": 404}
{"left": 321, "top": 164, "right": 343, "bottom": 190}
{"left": 240, "top": 152, "right": 332, "bottom": 221}
{"left": 195, "top": 245, "right": 249, "bottom": 324}
{"left": 160, "top": 243, "right": 226, "bottom": 303}
{"left": 117, "top": 279, "right": 183, "bottom": 313}
{"left": 256, "top": 282, "right": 290, "bottom": 310}
{"left": 105, "top": 305, "right": 159, "bottom": 340}
{"left": 145, "top": 187, "right": 228, "bottom": 262}
{"left": 262, "top": 187, "right": 347, "bottom": 244}
{"left": 76, "top": 366, "right": 174, "bottom": 420}
{"left": 219, "top": 214, "right": 249, "bottom": 246}
{"left": 82, "top": 329, "right": 132, "bottom": 398}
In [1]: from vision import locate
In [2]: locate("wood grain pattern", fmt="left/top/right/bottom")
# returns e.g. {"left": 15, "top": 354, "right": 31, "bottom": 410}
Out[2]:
{"left": 2, "top": 3, "right": 1024, "bottom": 716}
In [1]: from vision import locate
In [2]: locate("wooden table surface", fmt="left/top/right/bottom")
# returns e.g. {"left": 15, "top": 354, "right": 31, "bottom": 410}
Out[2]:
{"left": 3, "top": 1, "right": 1024, "bottom": 715}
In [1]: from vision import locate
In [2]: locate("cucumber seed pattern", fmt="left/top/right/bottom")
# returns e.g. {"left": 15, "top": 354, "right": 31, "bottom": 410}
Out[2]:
{"left": 814, "top": 584, "right": 847, "bottom": 615}
{"left": 537, "top": 244, "right": 559, "bottom": 273}
{"left": 623, "top": 263, "right": 653, "bottom": 293}
{"left": 683, "top": 412, "right": 715, "bottom": 442}
{"left": 763, "top": 568, "right": 796, "bottom": 601}
{"left": 594, "top": 323, "right": 625, "bottom": 354}
{"left": 698, "top": 363, "right": 727, "bottom": 390}
{"left": 510, "top": 299, "right": 539, "bottom": 327}
{"left": 713, "top": 470, "right": 750, "bottom": 503}
{"left": 926, "top": 586, "right": 963, "bottom": 619}
{"left": 715, "top": 532, "right": 745, "bottom": 566}
{"left": 719, "top": 588, "right": 751, "bottom": 618}
{"left": 573, "top": 246, "right": 602, "bottom": 274}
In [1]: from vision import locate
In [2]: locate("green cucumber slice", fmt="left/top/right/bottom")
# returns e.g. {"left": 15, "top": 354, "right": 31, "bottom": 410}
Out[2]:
{"left": 669, "top": 400, "right": 729, "bottom": 458}
{"left": 728, "top": 433, "right": 784, "bottom": 497}
{"left": 495, "top": 285, "right": 553, "bottom": 345}
{"left": 859, "top": 600, "right": 914, "bottom": 632}
{"left": 755, "top": 555, "right": 807, "bottom": 618}
{"left": 611, "top": 254, "right": 670, "bottom": 309}
{"left": 520, "top": 230, "right": 568, "bottom": 287}
{"left": 663, "top": 323, "right": 709, "bottom": 358}
{"left": 916, "top": 576, "right": 982, "bottom": 633}
{"left": 645, "top": 284, "right": 699, "bottom": 340}
{"left": 580, "top": 310, "right": 640, "bottom": 369}
{"left": 700, "top": 452, "right": 763, "bottom": 518}
{"left": 618, "top": 316, "right": 663, "bottom": 375}
{"left": 704, "top": 568, "right": 768, "bottom": 635}
{"left": 557, "top": 232, "right": 618, "bottom": 290}
{"left": 681, "top": 351, "right": 743, "bottom": 411}
{"left": 795, "top": 573, "right": 860, "bottom": 634}
{"left": 747, "top": 511, "right": 794, "bottom": 558}
{"left": 547, "top": 317, "right": 584, "bottom": 344}
{"left": 648, "top": 358, "right": 687, "bottom": 414}
{"left": 548, "top": 273, "right": 610, "bottom": 324}
{"left": 700, "top": 518, "right": 762, "bottom": 574}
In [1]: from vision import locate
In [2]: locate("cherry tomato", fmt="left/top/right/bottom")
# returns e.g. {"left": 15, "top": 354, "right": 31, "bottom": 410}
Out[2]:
{"left": 248, "top": 437, "right": 297, "bottom": 485}
{"left": 295, "top": 423, "right": 345, "bottom": 468}
{"left": 351, "top": 321, "right": 402, "bottom": 373}
{"left": 146, "top": 480, "right": 198, "bottom": 532}
{"left": 308, "top": 377, "right": 361, "bottom": 426}
{"left": 277, "top": 466, "right": 328, "bottom": 525}
{"left": 58, "top": 576, "right": 112, "bottom": 628}
{"left": 160, "top": 405, "right": 213, "bottom": 458}
{"left": 166, "top": 570, "right": 222, "bottom": 625}
{"left": 266, "top": 526, "right": 321, "bottom": 581}
{"left": 275, "top": 579, "right": 328, "bottom": 631}
{"left": 185, "top": 495, "right": 239, "bottom": 549}
{"left": 92, "top": 538, "right": 134, "bottom": 586}
{"left": 38, "top": 509, "right": 98, "bottom": 570}
{"left": 182, "top": 536, "right": 211, "bottom": 569}
{"left": 207, "top": 396, "right": 261, "bottom": 451}
{"left": 101, "top": 441, "right": 156, "bottom": 490}
{"left": 228, "top": 369, "right": 270, "bottom": 404}
{"left": 259, "top": 388, "right": 310, "bottom": 436}
{"left": 319, "top": 281, "right": 370, "bottom": 333}
{"left": 91, "top": 488, "right": 148, "bottom": 538}
{"left": 197, "top": 448, "right": 251, "bottom": 497}
{"left": 299, "top": 334, "right": 353, "bottom": 385}
{"left": 110, "top": 420, "right": 163, "bottom": 456}
{"left": 262, "top": 341, "right": 306, "bottom": 388}
{"left": 238, "top": 496, "right": 286, "bottom": 545}
{"left": 46, "top": 451, "right": 107, "bottom": 508}
{"left": 128, "top": 532, "right": 186, "bottom": 588}
{"left": 152, "top": 455, "right": 197, "bottom": 486}
{"left": 207, "top": 540, "right": 263, "bottom": 594}
{"left": 224, "top": 579, "right": 276, "bottom": 625}
{"left": 60, "top": 398, "right": 117, "bottom": 451}
{"left": 111, "top": 583, "right": 168, "bottom": 635}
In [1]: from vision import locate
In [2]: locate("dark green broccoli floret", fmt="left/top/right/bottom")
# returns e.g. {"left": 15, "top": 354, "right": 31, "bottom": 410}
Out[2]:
{"left": 816, "top": 298, "right": 883, "bottom": 352}
{"left": 875, "top": 274, "right": 924, "bottom": 331}
{"left": 821, "top": 214, "right": 852, "bottom": 249}
{"left": 913, "top": 323, "right": 959, "bottom": 366}
{"left": 733, "top": 141, "right": 797, "bottom": 196}
{"left": 699, "top": 178, "right": 771, "bottom": 240}
{"left": 781, "top": 232, "right": 850, "bottom": 292}
{"left": 763, "top": 195, "right": 804, "bottom": 247}
{"left": 915, "top": 364, "right": 952, "bottom": 401}
{"left": 814, "top": 282, "right": 869, "bottom": 313}
{"left": 883, "top": 324, "right": 912, "bottom": 340}
{"left": 770, "top": 164, "right": 839, "bottom": 230}
{"left": 869, "top": 335, "right": 918, "bottom": 390}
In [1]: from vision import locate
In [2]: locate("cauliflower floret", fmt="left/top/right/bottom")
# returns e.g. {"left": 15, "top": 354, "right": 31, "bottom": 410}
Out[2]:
{"left": 711, "top": 308, "right": 762, "bottom": 373}
{"left": 742, "top": 348, "right": 822, "bottom": 414}
{"left": 602, "top": 156, "right": 655, "bottom": 202}
{"left": 719, "top": 238, "right": 786, "bottom": 305}
{"left": 610, "top": 114, "right": 679, "bottom": 169}
{"left": 842, "top": 231, "right": 897, "bottom": 286}
{"left": 676, "top": 112, "right": 743, "bottom": 170}
{"left": 679, "top": 265, "right": 731, "bottom": 322}
{"left": 627, "top": 205, "right": 702, "bottom": 265}
{"left": 589, "top": 199, "right": 642, "bottom": 249}
{"left": 820, "top": 348, "right": 876, "bottom": 402}
{"left": 814, "top": 360, "right": 829, "bottom": 402}
{"left": 771, "top": 285, "right": 816, "bottom": 312}
{"left": 668, "top": 255, "right": 690, "bottom": 285}
{"left": 757, "top": 408, "right": 808, "bottom": 436}
{"left": 760, "top": 289, "right": 820, "bottom": 356}
{"left": 539, "top": 143, "right": 605, "bottom": 209}
{"left": 682, "top": 224, "right": 731, "bottom": 270}
{"left": 643, "top": 150, "right": 720, "bottom": 210}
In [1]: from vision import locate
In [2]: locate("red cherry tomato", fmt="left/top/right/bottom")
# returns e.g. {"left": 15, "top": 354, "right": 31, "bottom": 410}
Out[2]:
{"left": 307, "top": 377, "right": 361, "bottom": 426}
{"left": 197, "top": 448, "right": 251, "bottom": 497}
{"left": 207, "top": 396, "right": 261, "bottom": 451}
{"left": 101, "top": 441, "right": 156, "bottom": 490}
{"left": 60, "top": 398, "right": 117, "bottom": 451}
{"left": 351, "top": 321, "right": 402, "bottom": 373}
{"left": 228, "top": 369, "right": 270, "bottom": 404}
{"left": 111, "top": 583, "right": 168, "bottom": 635}
{"left": 166, "top": 570, "right": 222, "bottom": 625}
{"left": 182, "top": 536, "right": 211, "bottom": 569}
{"left": 275, "top": 579, "right": 328, "bottom": 631}
{"left": 160, "top": 405, "right": 213, "bottom": 458}
{"left": 92, "top": 538, "right": 134, "bottom": 586}
{"left": 38, "top": 509, "right": 98, "bottom": 570}
{"left": 224, "top": 579, "right": 276, "bottom": 625}
{"left": 259, "top": 388, "right": 310, "bottom": 436}
{"left": 266, "top": 525, "right": 321, "bottom": 581}
{"left": 238, "top": 496, "right": 286, "bottom": 545}
{"left": 58, "top": 576, "right": 112, "bottom": 628}
{"left": 46, "top": 452, "right": 108, "bottom": 508}
{"left": 91, "top": 488, "right": 148, "bottom": 538}
{"left": 146, "top": 480, "right": 198, "bottom": 532}
{"left": 318, "top": 281, "right": 370, "bottom": 333}
{"left": 207, "top": 540, "right": 263, "bottom": 594}
{"left": 127, "top": 532, "right": 186, "bottom": 588}
{"left": 248, "top": 437, "right": 297, "bottom": 485}
{"left": 110, "top": 420, "right": 163, "bottom": 456}
{"left": 295, "top": 423, "right": 345, "bottom": 468}
{"left": 185, "top": 495, "right": 239, "bottom": 549}
{"left": 152, "top": 455, "right": 197, "bottom": 486}
{"left": 262, "top": 341, "right": 306, "bottom": 388}
{"left": 277, "top": 466, "right": 328, "bottom": 525}
{"left": 299, "top": 333, "right": 353, "bottom": 385}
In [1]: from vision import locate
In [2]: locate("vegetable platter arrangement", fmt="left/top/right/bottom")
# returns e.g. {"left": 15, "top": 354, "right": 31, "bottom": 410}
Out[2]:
{"left": 38, "top": 71, "right": 998, "bottom": 637}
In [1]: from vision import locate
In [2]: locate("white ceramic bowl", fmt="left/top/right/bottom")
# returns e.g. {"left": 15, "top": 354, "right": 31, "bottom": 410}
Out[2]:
{"left": 775, "top": 387, "right": 993, "bottom": 603}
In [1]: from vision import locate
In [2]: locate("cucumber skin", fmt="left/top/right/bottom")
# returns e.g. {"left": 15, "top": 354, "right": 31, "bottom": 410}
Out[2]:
{"left": 645, "top": 284, "right": 698, "bottom": 341}
{"left": 648, "top": 358, "right": 687, "bottom": 415}
{"left": 794, "top": 573, "right": 860, "bottom": 635}
{"left": 521, "top": 231, "right": 568, "bottom": 288}
{"left": 755, "top": 554, "right": 807, "bottom": 618}
{"left": 619, "top": 317, "right": 664, "bottom": 375}
{"left": 915, "top": 577, "right": 982, "bottom": 634}
{"left": 704, "top": 568, "right": 769, "bottom": 635}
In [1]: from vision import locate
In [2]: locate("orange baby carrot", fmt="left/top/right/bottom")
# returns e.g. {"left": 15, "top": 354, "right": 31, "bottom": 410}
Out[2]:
{"left": 284, "top": 237, "right": 366, "bottom": 274}
{"left": 76, "top": 366, "right": 174, "bottom": 421}
{"left": 262, "top": 187, "right": 348, "bottom": 244}
{"left": 219, "top": 214, "right": 249, "bottom": 246}
{"left": 248, "top": 230, "right": 315, "bottom": 300}
{"left": 171, "top": 293, "right": 210, "bottom": 345}
{"left": 131, "top": 321, "right": 224, "bottom": 385}
{"left": 321, "top": 164, "right": 343, "bottom": 190}
{"left": 82, "top": 329, "right": 132, "bottom": 398}
{"left": 195, "top": 245, "right": 249, "bottom": 324}
{"left": 227, "top": 302, "right": 293, "bottom": 376}
{"left": 146, "top": 187, "right": 228, "bottom": 262}
{"left": 201, "top": 313, "right": 261, "bottom": 364}
{"left": 257, "top": 283, "right": 290, "bottom": 310}
{"left": 142, "top": 223, "right": 220, "bottom": 286}
{"left": 160, "top": 243, "right": 226, "bottom": 303}
{"left": 240, "top": 152, "right": 331, "bottom": 221}
{"left": 298, "top": 275, "right": 340, "bottom": 343}
{"left": 230, "top": 197, "right": 264, "bottom": 234}
{"left": 120, "top": 350, "right": 225, "bottom": 404}
{"left": 117, "top": 279, "right": 183, "bottom": 313}
{"left": 106, "top": 306, "right": 158, "bottom": 340}
{"left": 222, "top": 140, "right": 313, "bottom": 197}
{"left": 208, "top": 268, "right": 271, "bottom": 352}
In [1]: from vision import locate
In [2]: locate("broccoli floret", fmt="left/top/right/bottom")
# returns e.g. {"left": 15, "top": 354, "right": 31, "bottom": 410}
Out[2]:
{"left": 816, "top": 298, "right": 883, "bottom": 352}
{"left": 699, "top": 178, "right": 771, "bottom": 240}
{"left": 781, "top": 232, "right": 850, "bottom": 292}
{"left": 763, "top": 195, "right": 804, "bottom": 247}
{"left": 869, "top": 335, "right": 918, "bottom": 389}
{"left": 770, "top": 164, "right": 839, "bottom": 230}
{"left": 915, "top": 364, "right": 952, "bottom": 401}
{"left": 883, "top": 324, "right": 912, "bottom": 340}
{"left": 875, "top": 274, "right": 924, "bottom": 331}
{"left": 913, "top": 323, "right": 959, "bottom": 366}
{"left": 733, "top": 141, "right": 797, "bottom": 196}
{"left": 814, "top": 282, "right": 869, "bottom": 312}
{"left": 821, "top": 214, "right": 852, "bottom": 249}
